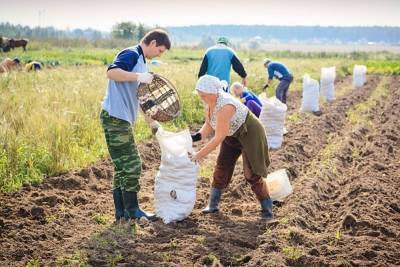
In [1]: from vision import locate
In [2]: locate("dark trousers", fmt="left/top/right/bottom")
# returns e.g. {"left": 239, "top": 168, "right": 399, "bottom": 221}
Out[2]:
{"left": 276, "top": 75, "right": 293, "bottom": 104}
{"left": 212, "top": 137, "right": 269, "bottom": 200}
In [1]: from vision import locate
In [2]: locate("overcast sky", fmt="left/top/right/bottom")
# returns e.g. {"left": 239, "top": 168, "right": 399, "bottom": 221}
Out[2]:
{"left": 1, "top": 0, "right": 399, "bottom": 31}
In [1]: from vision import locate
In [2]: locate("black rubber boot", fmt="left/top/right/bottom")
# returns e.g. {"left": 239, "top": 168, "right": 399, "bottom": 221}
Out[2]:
{"left": 112, "top": 188, "right": 125, "bottom": 221}
{"left": 202, "top": 187, "right": 222, "bottom": 214}
{"left": 260, "top": 197, "right": 274, "bottom": 220}
{"left": 122, "top": 191, "right": 157, "bottom": 221}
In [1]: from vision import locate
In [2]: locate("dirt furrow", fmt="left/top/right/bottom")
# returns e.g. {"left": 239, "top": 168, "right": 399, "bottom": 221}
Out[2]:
{"left": 0, "top": 76, "right": 379, "bottom": 266}
{"left": 247, "top": 76, "right": 400, "bottom": 266}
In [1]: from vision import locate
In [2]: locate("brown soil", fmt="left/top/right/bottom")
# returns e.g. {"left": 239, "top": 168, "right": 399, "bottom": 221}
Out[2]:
{"left": 1, "top": 75, "right": 399, "bottom": 267}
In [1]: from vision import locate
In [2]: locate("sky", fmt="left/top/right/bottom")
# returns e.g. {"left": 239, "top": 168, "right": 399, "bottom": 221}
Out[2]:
{"left": 0, "top": 0, "right": 399, "bottom": 31}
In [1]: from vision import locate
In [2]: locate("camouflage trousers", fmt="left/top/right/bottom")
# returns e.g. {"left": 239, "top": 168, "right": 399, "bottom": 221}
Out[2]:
{"left": 100, "top": 110, "right": 141, "bottom": 192}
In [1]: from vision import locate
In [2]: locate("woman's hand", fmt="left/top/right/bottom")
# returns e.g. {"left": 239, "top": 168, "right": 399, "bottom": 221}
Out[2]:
{"left": 191, "top": 105, "right": 236, "bottom": 161}
{"left": 188, "top": 151, "right": 203, "bottom": 163}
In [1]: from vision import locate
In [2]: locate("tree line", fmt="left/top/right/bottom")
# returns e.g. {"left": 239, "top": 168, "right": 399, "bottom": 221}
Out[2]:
{"left": 1, "top": 22, "right": 399, "bottom": 45}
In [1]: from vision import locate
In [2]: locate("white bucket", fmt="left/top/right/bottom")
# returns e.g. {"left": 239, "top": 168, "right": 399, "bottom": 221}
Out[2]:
{"left": 265, "top": 169, "right": 293, "bottom": 201}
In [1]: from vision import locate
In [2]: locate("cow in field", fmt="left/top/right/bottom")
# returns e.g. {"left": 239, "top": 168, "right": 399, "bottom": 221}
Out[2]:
{"left": 8, "top": 38, "right": 29, "bottom": 51}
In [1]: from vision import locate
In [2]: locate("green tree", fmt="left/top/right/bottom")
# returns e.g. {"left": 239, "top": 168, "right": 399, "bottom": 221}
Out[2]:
{"left": 111, "top": 22, "right": 137, "bottom": 39}
{"left": 137, "top": 23, "right": 146, "bottom": 41}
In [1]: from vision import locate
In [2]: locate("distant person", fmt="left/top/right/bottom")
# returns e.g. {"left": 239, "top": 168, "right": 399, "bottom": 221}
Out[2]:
{"left": 231, "top": 82, "right": 263, "bottom": 117}
{"left": 0, "top": 57, "right": 20, "bottom": 73}
{"left": 25, "top": 61, "right": 42, "bottom": 71}
{"left": 263, "top": 58, "right": 293, "bottom": 104}
{"left": 101, "top": 29, "right": 171, "bottom": 222}
{"left": 198, "top": 37, "right": 247, "bottom": 92}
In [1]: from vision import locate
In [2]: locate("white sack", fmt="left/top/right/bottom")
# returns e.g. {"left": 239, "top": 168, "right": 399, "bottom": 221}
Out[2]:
{"left": 300, "top": 74, "right": 320, "bottom": 112}
{"left": 353, "top": 65, "right": 367, "bottom": 88}
{"left": 154, "top": 128, "right": 199, "bottom": 224}
{"left": 320, "top": 66, "right": 336, "bottom": 101}
{"left": 259, "top": 96, "right": 287, "bottom": 149}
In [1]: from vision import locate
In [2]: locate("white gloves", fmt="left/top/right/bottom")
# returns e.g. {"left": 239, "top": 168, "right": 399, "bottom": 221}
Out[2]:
{"left": 137, "top": 72, "right": 154, "bottom": 84}
{"left": 150, "top": 121, "right": 161, "bottom": 129}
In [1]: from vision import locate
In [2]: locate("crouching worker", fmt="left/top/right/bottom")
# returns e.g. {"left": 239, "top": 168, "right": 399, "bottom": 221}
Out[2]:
{"left": 0, "top": 57, "right": 20, "bottom": 73}
{"left": 231, "top": 82, "right": 263, "bottom": 117}
{"left": 190, "top": 75, "right": 273, "bottom": 219}
{"left": 25, "top": 61, "right": 42, "bottom": 71}
{"left": 100, "top": 29, "right": 171, "bottom": 221}
{"left": 263, "top": 58, "right": 293, "bottom": 104}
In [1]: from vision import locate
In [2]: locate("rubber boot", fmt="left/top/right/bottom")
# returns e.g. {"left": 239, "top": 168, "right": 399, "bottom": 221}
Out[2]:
{"left": 260, "top": 197, "right": 274, "bottom": 219}
{"left": 122, "top": 191, "right": 157, "bottom": 221}
{"left": 202, "top": 187, "right": 222, "bottom": 214}
{"left": 112, "top": 188, "right": 125, "bottom": 221}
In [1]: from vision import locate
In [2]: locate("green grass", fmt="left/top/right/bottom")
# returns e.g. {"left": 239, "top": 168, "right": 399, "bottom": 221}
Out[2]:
{"left": 56, "top": 251, "right": 88, "bottom": 267}
{"left": 0, "top": 46, "right": 399, "bottom": 192}
{"left": 92, "top": 213, "right": 112, "bottom": 225}
{"left": 282, "top": 246, "right": 304, "bottom": 261}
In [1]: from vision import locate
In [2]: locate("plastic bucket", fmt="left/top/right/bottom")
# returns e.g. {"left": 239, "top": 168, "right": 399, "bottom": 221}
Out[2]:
{"left": 265, "top": 169, "right": 293, "bottom": 201}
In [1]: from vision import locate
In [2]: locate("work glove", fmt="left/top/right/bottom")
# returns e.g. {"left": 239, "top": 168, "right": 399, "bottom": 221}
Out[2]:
{"left": 137, "top": 72, "right": 154, "bottom": 84}
{"left": 191, "top": 132, "right": 202, "bottom": 142}
{"left": 150, "top": 121, "right": 161, "bottom": 135}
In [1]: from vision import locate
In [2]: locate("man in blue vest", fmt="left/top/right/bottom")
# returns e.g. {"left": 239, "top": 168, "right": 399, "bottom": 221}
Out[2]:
{"left": 101, "top": 29, "right": 171, "bottom": 222}
{"left": 263, "top": 58, "right": 293, "bottom": 104}
{"left": 198, "top": 37, "right": 247, "bottom": 92}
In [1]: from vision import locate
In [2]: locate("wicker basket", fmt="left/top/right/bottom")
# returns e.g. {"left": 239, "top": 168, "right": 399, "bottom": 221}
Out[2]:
{"left": 137, "top": 74, "right": 181, "bottom": 122}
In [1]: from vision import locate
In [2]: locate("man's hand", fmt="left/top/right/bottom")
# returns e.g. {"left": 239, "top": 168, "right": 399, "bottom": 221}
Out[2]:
{"left": 242, "top": 78, "right": 247, "bottom": 87}
{"left": 137, "top": 72, "right": 154, "bottom": 84}
{"left": 150, "top": 121, "right": 161, "bottom": 135}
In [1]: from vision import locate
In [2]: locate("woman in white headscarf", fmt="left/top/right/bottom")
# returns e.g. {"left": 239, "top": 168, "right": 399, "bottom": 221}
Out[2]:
{"left": 190, "top": 75, "right": 273, "bottom": 219}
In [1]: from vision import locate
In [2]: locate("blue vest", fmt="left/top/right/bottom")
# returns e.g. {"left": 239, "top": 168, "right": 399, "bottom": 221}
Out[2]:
{"left": 205, "top": 44, "right": 235, "bottom": 84}
{"left": 102, "top": 45, "right": 147, "bottom": 124}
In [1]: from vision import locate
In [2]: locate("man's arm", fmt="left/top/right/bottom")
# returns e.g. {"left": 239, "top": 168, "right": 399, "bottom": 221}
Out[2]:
{"left": 231, "top": 54, "right": 247, "bottom": 85}
{"left": 262, "top": 66, "right": 274, "bottom": 89}
{"left": 107, "top": 68, "right": 139, "bottom": 82}
{"left": 198, "top": 55, "right": 208, "bottom": 78}
{"left": 106, "top": 49, "right": 153, "bottom": 83}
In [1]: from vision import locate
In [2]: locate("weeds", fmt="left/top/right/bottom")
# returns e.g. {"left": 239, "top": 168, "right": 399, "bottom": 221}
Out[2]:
{"left": 195, "top": 235, "right": 206, "bottom": 244}
{"left": 56, "top": 251, "right": 88, "bottom": 267}
{"left": 282, "top": 246, "right": 304, "bottom": 261}
{"left": 92, "top": 213, "right": 111, "bottom": 225}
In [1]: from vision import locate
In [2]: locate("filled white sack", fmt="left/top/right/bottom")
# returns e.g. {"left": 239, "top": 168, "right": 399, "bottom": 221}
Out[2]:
{"left": 154, "top": 128, "right": 199, "bottom": 224}
{"left": 353, "top": 65, "right": 367, "bottom": 88}
{"left": 259, "top": 96, "right": 287, "bottom": 149}
{"left": 320, "top": 66, "right": 336, "bottom": 102}
{"left": 300, "top": 74, "right": 320, "bottom": 112}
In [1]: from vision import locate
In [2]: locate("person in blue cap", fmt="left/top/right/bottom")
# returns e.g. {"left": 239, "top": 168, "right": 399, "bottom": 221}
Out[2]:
{"left": 198, "top": 37, "right": 247, "bottom": 92}
{"left": 263, "top": 58, "right": 293, "bottom": 104}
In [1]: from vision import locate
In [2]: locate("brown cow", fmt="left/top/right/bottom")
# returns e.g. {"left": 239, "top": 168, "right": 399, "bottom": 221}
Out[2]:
{"left": 8, "top": 38, "right": 28, "bottom": 51}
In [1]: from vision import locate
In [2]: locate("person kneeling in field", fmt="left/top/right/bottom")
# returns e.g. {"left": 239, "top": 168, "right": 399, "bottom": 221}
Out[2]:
{"left": 231, "top": 82, "right": 263, "bottom": 117}
{"left": 0, "top": 57, "right": 20, "bottom": 73}
{"left": 25, "top": 61, "right": 42, "bottom": 71}
{"left": 101, "top": 29, "right": 171, "bottom": 221}
{"left": 190, "top": 75, "right": 273, "bottom": 220}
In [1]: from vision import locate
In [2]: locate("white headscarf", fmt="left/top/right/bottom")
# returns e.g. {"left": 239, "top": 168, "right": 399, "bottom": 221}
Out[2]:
{"left": 195, "top": 75, "right": 226, "bottom": 94}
